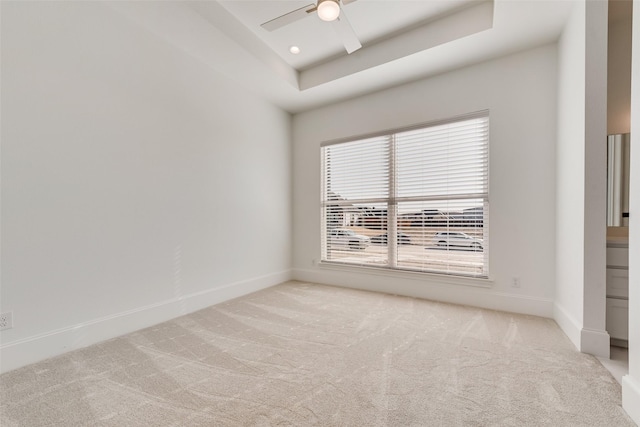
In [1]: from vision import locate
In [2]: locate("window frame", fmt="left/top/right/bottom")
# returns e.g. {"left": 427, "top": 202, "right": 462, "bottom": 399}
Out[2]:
{"left": 320, "top": 111, "right": 490, "bottom": 279}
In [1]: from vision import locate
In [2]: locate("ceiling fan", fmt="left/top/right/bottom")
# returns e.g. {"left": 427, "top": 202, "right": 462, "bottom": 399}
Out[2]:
{"left": 261, "top": 0, "right": 362, "bottom": 54}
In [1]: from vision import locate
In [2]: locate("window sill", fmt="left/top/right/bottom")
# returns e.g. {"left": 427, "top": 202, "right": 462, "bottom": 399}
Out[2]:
{"left": 318, "top": 261, "right": 494, "bottom": 289}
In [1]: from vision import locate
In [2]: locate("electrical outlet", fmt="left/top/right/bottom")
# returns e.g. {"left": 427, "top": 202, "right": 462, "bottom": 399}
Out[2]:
{"left": 511, "top": 277, "right": 521, "bottom": 288}
{"left": 0, "top": 312, "right": 13, "bottom": 331}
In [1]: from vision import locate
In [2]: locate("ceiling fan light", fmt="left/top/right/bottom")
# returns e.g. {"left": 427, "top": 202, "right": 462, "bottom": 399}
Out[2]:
{"left": 317, "top": 0, "right": 340, "bottom": 22}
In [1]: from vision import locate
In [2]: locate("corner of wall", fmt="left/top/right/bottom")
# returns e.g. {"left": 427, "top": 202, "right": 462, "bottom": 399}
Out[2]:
{"left": 553, "top": 301, "right": 581, "bottom": 350}
{"left": 0, "top": 270, "right": 292, "bottom": 374}
{"left": 553, "top": 298, "right": 611, "bottom": 358}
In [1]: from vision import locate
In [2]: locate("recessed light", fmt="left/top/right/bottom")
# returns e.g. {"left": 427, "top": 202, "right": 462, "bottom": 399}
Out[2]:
{"left": 289, "top": 46, "right": 301, "bottom": 55}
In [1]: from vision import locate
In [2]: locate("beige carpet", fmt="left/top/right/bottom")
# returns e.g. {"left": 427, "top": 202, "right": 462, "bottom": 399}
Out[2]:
{"left": 0, "top": 281, "right": 634, "bottom": 426}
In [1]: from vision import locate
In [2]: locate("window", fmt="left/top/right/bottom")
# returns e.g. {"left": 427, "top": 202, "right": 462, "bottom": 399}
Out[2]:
{"left": 321, "top": 112, "right": 489, "bottom": 278}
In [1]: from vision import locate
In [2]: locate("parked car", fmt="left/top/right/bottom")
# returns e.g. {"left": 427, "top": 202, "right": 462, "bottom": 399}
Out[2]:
{"left": 371, "top": 232, "right": 411, "bottom": 245}
{"left": 328, "top": 229, "right": 370, "bottom": 250}
{"left": 432, "top": 232, "right": 483, "bottom": 251}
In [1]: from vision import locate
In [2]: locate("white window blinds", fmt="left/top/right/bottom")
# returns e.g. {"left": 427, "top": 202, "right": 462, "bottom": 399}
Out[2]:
{"left": 321, "top": 112, "right": 489, "bottom": 278}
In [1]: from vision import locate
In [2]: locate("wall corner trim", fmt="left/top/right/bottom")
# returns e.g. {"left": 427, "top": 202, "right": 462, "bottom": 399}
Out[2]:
{"left": 0, "top": 269, "right": 292, "bottom": 374}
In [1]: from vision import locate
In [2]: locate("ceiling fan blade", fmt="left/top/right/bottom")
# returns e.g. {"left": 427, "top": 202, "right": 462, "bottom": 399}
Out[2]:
{"left": 342, "top": 0, "right": 358, "bottom": 4}
{"left": 331, "top": 7, "right": 362, "bottom": 54}
{"left": 261, "top": 3, "right": 316, "bottom": 32}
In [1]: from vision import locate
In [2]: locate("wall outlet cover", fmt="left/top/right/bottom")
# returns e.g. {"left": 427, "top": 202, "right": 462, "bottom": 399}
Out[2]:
{"left": 0, "top": 312, "right": 13, "bottom": 331}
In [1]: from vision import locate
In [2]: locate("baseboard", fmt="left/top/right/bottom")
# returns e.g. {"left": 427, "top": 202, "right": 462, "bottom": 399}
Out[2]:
{"left": 580, "top": 327, "right": 610, "bottom": 358}
{"left": 292, "top": 268, "right": 554, "bottom": 318}
{"left": 622, "top": 375, "right": 640, "bottom": 424}
{"left": 553, "top": 302, "right": 582, "bottom": 350}
{"left": 0, "top": 269, "right": 291, "bottom": 374}
{"left": 553, "top": 303, "right": 611, "bottom": 357}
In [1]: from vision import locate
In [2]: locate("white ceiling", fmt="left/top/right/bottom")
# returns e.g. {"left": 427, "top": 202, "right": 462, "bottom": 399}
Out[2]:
{"left": 218, "top": 0, "right": 477, "bottom": 70}
{"left": 109, "top": 0, "right": 576, "bottom": 113}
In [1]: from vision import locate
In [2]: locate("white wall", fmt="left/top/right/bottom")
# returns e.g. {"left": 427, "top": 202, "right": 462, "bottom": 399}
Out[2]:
{"left": 292, "top": 45, "right": 558, "bottom": 317}
{"left": 0, "top": 1, "right": 291, "bottom": 373}
{"left": 622, "top": 1, "right": 640, "bottom": 422}
{"left": 581, "top": 0, "right": 609, "bottom": 356}
{"left": 554, "top": 1, "right": 609, "bottom": 357}
{"left": 554, "top": 1, "right": 587, "bottom": 348}
{"left": 580, "top": 1, "right": 610, "bottom": 357}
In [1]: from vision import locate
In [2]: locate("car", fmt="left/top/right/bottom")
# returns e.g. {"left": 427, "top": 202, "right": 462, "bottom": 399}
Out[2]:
{"left": 432, "top": 231, "right": 483, "bottom": 251}
{"left": 327, "top": 229, "right": 370, "bottom": 250}
{"left": 370, "top": 232, "right": 411, "bottom": 245}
